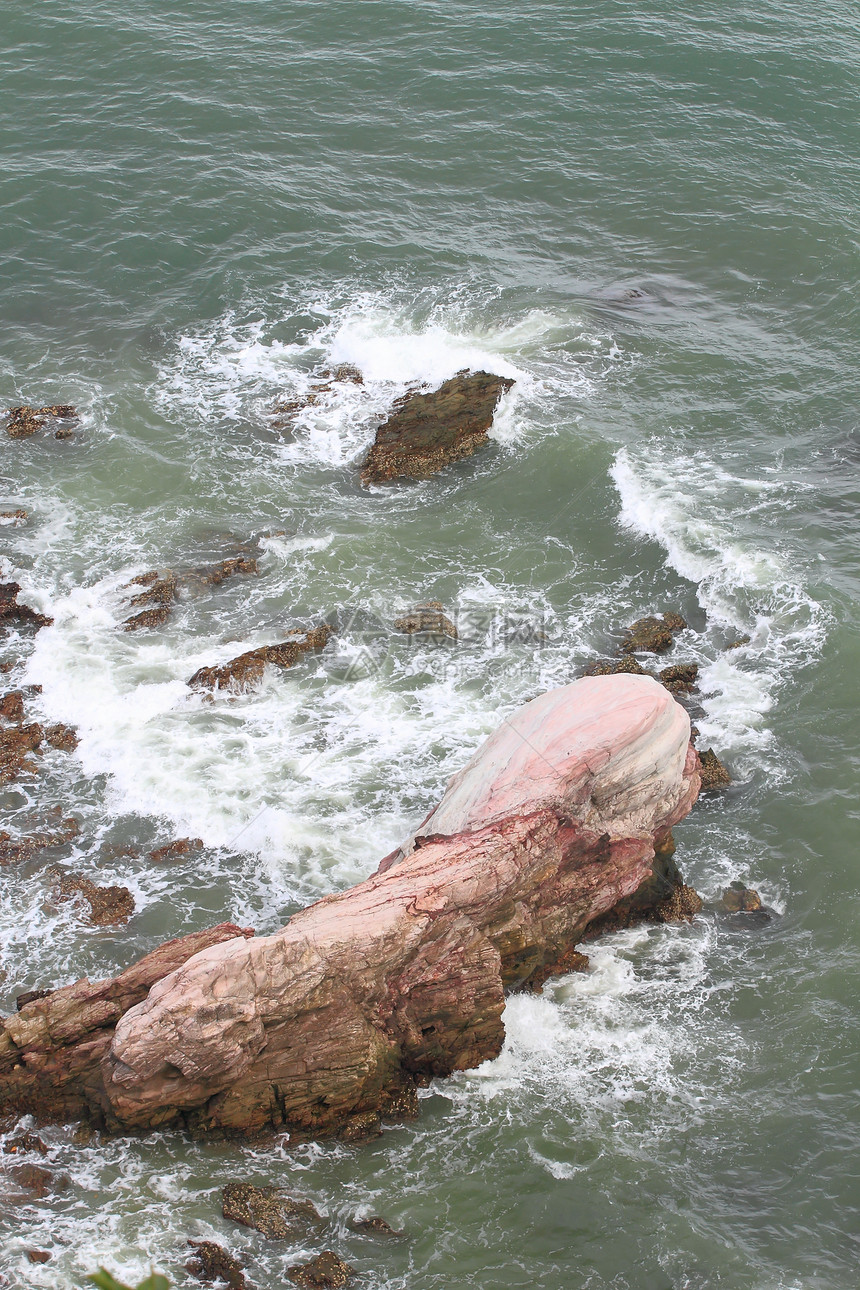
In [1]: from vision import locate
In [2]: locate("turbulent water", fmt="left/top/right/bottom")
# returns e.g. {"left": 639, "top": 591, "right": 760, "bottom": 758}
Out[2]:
{"left": 2, "top": 2, "right": 859, "bottom": 1286}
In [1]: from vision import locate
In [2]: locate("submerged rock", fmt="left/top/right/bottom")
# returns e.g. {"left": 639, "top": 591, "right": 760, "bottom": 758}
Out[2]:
{"left": 50, "top": 869, "right": 135, "bottom": 927}
{"left": 149, "top": 837, "right": 204, "bottom": 864}
{"left": 394, "top": 602, "right": 458, "bottom": 640}
{"left": 222, "top": 1181, "right": 324, "bottom": 1239}
{"left": 0, "top": 510, "right": 27, "bottom": 525}
{"left": 350, "top": 1215, "right": 403, "bottom": 1237}
{"left": 0, "top": 691, "right": 25, "bottom": 722}
{"left": 122, "top": 605, "right": 173, "bottom": 632}
{"left": 0, "top": 583, "right": 53, "bottom": 633}
{"left": 188, "top": 625, "right": 333, "bottom": 693}
{"left": 0, "top": 817, "right": 80, "bottom": 865}
{"left": 186, "top": 1239, "right": 247, "bottom": 1288}
{"left": 620, "top": 612, "right": 687, "bottom": 655}
{"left": 698, "top": 748, "right": 731, "bottom": 790}
{"left": 360, "top": 369, "right": 514, "bottom": 484}
{"left": 287, "top": 1252, "right": 355, "bottom": 1289}
{"left": 120, "top": 559, "right": 258, "bottom": 630}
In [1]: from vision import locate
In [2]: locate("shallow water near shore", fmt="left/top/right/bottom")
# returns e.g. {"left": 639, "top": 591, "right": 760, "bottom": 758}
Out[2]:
{"left": 2, "top": 1, "right": 859, "bottom": 1287}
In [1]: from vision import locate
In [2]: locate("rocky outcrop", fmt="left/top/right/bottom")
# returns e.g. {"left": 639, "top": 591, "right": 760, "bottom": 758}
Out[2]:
{"left": 222, "top": 1182, "right": 324, "bottom": 1239}
{"left": 188, "top": 625, "right": 333, "bottom": 694}
{"left": 698, "top": 747, "right": 731, "bottom": 789}
{"left": 0, "top": 675, "right": 699, "bottom": 1137}
{"left": 287, "top": 1252, "right": 355, "bottom": 1288}
{"left": 0, "top": 923, "right": 252, "bottom": 1122}
{"left": 620, "top": 612, "right": 687, "bottom": 655}
{"left": 360, "top": 370, "right": 514, "bottom": 484}
{"left": 5, "top": 406, "right": 78, "bottom": 439}
{"left": 149, "top": 837, "right": 204, "bottom": 864}
{"left": 50, "top": 870, "right": 136, "bottom": 927}
{"left": 0, "top": 583, "right": 53, "bottom": 633}
{"left": 394, "top": 602, "right": 458, "bottom": 640}
{"left": 187, "top": 1240, "right": 247, "bottom": 1289}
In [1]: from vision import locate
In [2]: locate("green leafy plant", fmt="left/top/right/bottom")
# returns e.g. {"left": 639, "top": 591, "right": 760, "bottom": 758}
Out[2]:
{"left": 88, "top": 1270, "right": 170, "bottom": 1290}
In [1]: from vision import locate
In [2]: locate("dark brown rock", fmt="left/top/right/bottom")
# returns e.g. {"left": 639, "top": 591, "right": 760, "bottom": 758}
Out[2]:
{"left": 698, "top": 748, "right": 731, "bottom": 790}
{"left": 394, "top": 603, "right": 458, "bottom": 640}
{"left": 523, "top": 946, "right": 590, "bottom": 994}
{"left": 287, "top": 1252, "right": 355, "bottom": 1289}
{"left": 5, "top": 406, "right": 77, "bottom": 439}
{"left": 15, "top": 989, "right": 53, "bottom": 1012}
{"left": 186, "top": 557, "right": 258, "bottom": 589}
{"left": 188, "top": 624, "right": 333, "bottom": 693}
{"left": 127, "top": 573, "right": 178, "bottom": 609}
{"left": 7, "top": 1162, "right": 54, "bottom": 1198}
{"left": 0, "top": 722, "right": 44, "bottom": 784}
{"left": 149, "top": 837, "right": 204, "bottom": 864}
{"left": 123, "top": 605, "right": 173, "bottom": 632}
{"left": 45, "top": 724, "right": 79, "bottom": 752}
{"left": 0, "top": 583, "right": 53, "bottom": 633}
{"left": 186, "top": 1239, "right": 247, "bottom": 1288}
{"left": 0, "top": 817, "right": 80, "bottom": 865}
{"left": 26, "top": 1250, "right": 51, "bottom": 1264}
{"left": 0, "top": 510, "right": 27, "bottom": 525}
{"left": 0, "top": 691, "right": 25, "bottom": 722}
{"left": 620, "top": 613, "right": 688, "bottom": 655}
{"left": 3, "top": 1131, "right": 47, "bottom": 1155}
{"left": 350, "top": 1215, "right": 402, "bottom": 1237}
{"left": 50, "top": 870, "right": 136, "bottom": 927}
{"left": 360, "top": 369, "right": 515, "bottom": 484}
{"left": 583, "top": 656, "right": 648, "bottom": 678}
{"left": 725, "top": 635, "right": 751, "bottom": 651}
{"left": 222, "top": 1181, "right": 324, "bottom": 1239}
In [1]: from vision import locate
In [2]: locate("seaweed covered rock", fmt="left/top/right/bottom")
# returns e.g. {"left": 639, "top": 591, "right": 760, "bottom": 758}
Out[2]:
{"left": 188, "top": 625, "right": 333, "bottom": 693}
{"left": 5, "top": 405, "right": 77, "bottom": 439}
{"left": 222, "top": 1182, "right": 323, "bottom": 1239}
{"left": 620, "top": 612, "right": 687, "bottom": 655}
{"left": 287, "top": 1252, "right": 355, "bottom": 1289}
{"left": 360, "top": 370, "right": 514, "bottom": 484}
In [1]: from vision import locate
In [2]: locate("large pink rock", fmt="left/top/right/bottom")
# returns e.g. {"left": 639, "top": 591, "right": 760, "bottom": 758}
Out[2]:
{"left": 0, "top": 675, "right": 699, "bottom": 1137}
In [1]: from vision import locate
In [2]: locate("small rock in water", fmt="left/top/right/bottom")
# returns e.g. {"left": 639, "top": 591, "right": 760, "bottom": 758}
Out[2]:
{"left": 0, "top": 817, "right": 80, "bottom": 865}
{"left": 127, "top": 572, "right": 178, "bottom": 609}
{"left": 123, "top": 605, "right": 173, "bottom": 632}
{"left": 5, "top": 405, "right": 77, "bottom": 438}
{"left": 189, "top": 625, "right": 333, "bottom": 694}
{"left": 721, "top": 881, "right": 762, "bottom": 913}
{"left": 287, "top": 1251, "right": 356, "bottom": 1288}
{"left": 0, "top": 722, "right": 44, "bottom": 785}
{"left": 725, "top": 635, "right": 751, "bottom": 650}
{"left": 658, "top": 662, "right": 699, "bottom": 694}
{"left": 0, "top": 691, "right": 25, "bottom": 722}
{"left": 26, "top": 1250, "right": 51, "bottom": 1264}
{"left": 5, "top": 1162, "right": 55, "bottom": 1199}
{"left": 150, "top": 837, "right": 204, "bottom": 863}
{"left": 186, "top": 1238, "right": 248, "bottom": 1288}
{"left": 3, "top": 1131, "right": 48, "bottom": 1155}
{"left": 0, "top": 510, "right": 27, "bottom": 525}
{"left": 222, "top": 1181, "right": 324, "bottom": 1239}
{"left": 50, "top": 868, "right": 135, "bottom": 926}
{"left": 350, "top": 1214, "right": 403, "bottom": 1237}
{"left": 360, "top": 369, "right": 514, "bottom": 484}
{"left": 45, "top": 723, "right": 79, "bottom": 751}
{"left": 0, "top": 582, "right": 53, "bottom": 633}
{"left": 698, "top": 748, "right": 731, "bottom": 790}
{"left": 394, "top": 602, "right": 458, "bottom": 640}
{"left": 583, "top": 655, "right": 648, "bottom": 677}
{"left": 620, "top": 612, "right": 687, "bottom": 655}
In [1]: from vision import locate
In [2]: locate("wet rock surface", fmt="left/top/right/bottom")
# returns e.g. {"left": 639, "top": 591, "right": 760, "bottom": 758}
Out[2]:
{"left": 50, "top": 869, "right": 136, "bottom": 927}
{"left": 4, "top": 405, "right": 78, "bottom": 439}
{"left": 0, "top": 723, "right": 44, "bottom": 785}
{"left": 0, "top": 817, "right": 80, "bottom": 865}
{"left": 287, "top": 1251, "right": 355, "bottom": 1288}
{"left": 620, "top": 612, "right": 688, "bottom": 655}
{"left": 188, "top": 624, "right": 333, "bottom": 693}
{"left": 0, "top": 510, "right": 27, "bottom": 525}
{"left": 120, "top": 558, "right": 258, "bottom": 631}
{"left": 698, "top": 747, "right": 731, "bottom": 790}
{"left": 186, "top": 1238, "right": 248, "bottom": 1288}
{"left": 45, "top": 723, "right": 79, "bottom": 751}
{"left": 149, "top": 837, "right": 204, "bottom": 864}
{"left": 350, "top": 1215, "right": 403, "bottom": 1237}
{"left": 394, "top": 602, "right": 458, "bottom": 640}
{"left": 0, "top": 583, "right": 53, "bottom": 633}
{"left": 272, "top": 365, "right": 364, "bottom": 427}
{"left": 721, "top": 881, "right": 762, "bottom": 913}
{"left": 222, "top": 1181, "right": 324, "bottom": 1239}
{"left": 360, "top": 369, "right": 514, "bottom": 484}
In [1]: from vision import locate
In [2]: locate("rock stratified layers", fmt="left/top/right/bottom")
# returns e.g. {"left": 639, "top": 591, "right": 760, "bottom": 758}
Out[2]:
{"left": 0, "top": 675, "right": 699, "bottom": 1137}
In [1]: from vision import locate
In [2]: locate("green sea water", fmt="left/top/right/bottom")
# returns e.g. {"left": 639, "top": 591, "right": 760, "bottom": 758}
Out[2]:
{"left": 1, "top": 2, "right": 859, "bottom": 1287}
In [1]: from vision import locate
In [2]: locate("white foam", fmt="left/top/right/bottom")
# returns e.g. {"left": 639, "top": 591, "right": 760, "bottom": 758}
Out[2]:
{"left": 610, "top": 445, "right": 827, "bottom": 772}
